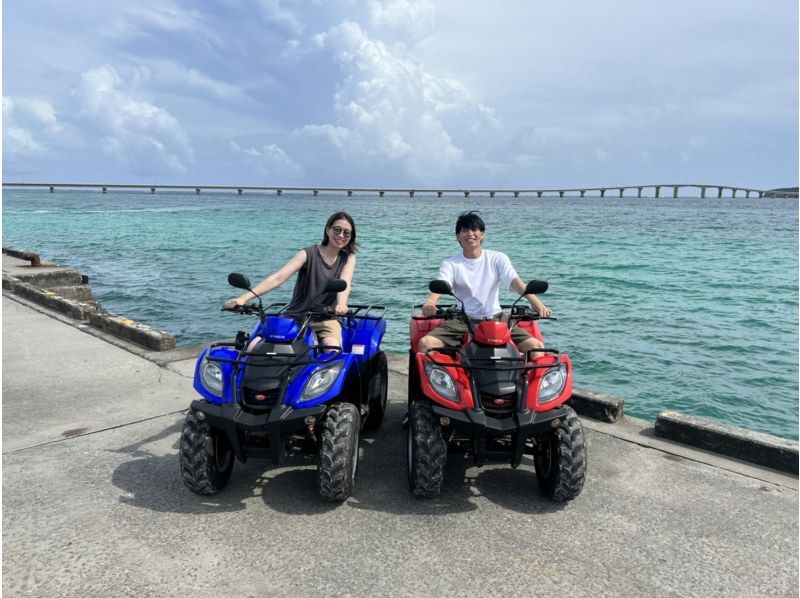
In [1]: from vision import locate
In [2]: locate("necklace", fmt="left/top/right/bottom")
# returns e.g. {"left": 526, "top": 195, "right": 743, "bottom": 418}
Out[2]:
{"left": 318, "top": 246, "right": 338, "bottom": 266}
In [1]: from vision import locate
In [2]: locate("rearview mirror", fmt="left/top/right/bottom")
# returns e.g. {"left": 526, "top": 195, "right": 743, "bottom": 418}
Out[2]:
{"left": 325, "top": 279, "right": 347, "bottom": 293}
{"left": 228, "top": 273, "right": 251, "bottom": 290}
{"left": 429, "top": 279, "right": 453, "bottom": 295}
{"left": 524, "top": 280, "right": 548, "bottom": 295}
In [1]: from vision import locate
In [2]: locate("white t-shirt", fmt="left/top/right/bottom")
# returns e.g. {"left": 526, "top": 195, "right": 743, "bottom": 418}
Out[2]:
{"left": 437, "top": 249, "right": 519, "bottom": 318}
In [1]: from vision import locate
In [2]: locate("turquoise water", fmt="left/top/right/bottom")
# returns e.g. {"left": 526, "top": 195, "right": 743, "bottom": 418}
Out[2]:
{"left": 3, "top": 188, "right": 798, "bottom": 439}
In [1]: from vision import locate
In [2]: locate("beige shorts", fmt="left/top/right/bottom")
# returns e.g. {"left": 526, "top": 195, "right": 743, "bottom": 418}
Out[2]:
{"left": 311, "top": 319, "right": 342, "bottom": 346}
{"left": 425, "top": 314, "right": 532, "bottom": 348}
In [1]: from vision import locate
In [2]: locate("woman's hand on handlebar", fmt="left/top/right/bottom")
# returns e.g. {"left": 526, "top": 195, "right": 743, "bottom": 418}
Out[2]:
{"left": 223, "top": 298, "right": 244, "bottom": 310}
{"left": 334, "top": 303, "right": 349, "bottom": 316}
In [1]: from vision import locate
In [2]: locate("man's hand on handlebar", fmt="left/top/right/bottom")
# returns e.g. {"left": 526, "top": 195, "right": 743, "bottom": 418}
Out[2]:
{"left": 421, "top": 303, "right": 438, "bottom": 317}
{"left": 334, "top": 303, "right": 349, "bottom": 316}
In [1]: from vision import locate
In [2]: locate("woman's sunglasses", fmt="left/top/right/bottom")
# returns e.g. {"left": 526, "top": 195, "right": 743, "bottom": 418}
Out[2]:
{"left": 328, "top": 225, "right": 352, "bottom": 239}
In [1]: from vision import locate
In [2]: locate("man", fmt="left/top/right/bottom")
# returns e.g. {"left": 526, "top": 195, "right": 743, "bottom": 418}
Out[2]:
{"left": 418, "top": 210, "right": 551, "bottom": 355}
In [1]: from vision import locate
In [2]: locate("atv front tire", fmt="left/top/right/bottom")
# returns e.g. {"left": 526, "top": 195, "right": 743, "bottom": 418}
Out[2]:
{"left": 179, "top": 410, "right": 234, "bottom": 495}
{"left": 318, "top": 402, "right": 361, "bottom": 501}
{"left": 407, "top": 401, "right": 447, "bottom": 498}
{"left": 534, "top": 406, "right": 586, "bottom": 501}
{"left": 364, "top": 351, "right": 388, "bottom": 431}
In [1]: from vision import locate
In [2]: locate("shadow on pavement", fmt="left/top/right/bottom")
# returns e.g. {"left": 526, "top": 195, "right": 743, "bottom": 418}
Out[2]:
{"left": 471, "top": 466, "right": 569, "bottom": 514}
{"left": 111, "top": 402, "right": 570, "bottom": 515}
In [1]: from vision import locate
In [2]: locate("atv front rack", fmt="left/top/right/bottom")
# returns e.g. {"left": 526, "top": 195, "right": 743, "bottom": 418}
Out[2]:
{"left": 264, "top": 302, "right": 386, "bottom": 320}
{"left": 206, "top": 344, "right": 342, "bottom": 368}
{"left": 425, "top": 347, "right": 562, "bottom": 372}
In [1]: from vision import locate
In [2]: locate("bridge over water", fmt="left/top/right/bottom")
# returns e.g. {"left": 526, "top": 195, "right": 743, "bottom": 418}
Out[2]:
{"left": 3, "top": 182, "right": 797, "bottom": 198}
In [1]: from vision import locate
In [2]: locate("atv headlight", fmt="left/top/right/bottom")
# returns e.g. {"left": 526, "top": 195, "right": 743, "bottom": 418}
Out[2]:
{"left": 424, "top": 362, "right": 458, "bottom": 401}
{"left": 539, "top": 363, "right": 567, "bottom": 403}
{"left": 301, "top": 361, "right": 344, "bottom": 400}
{"left": 201, "top": 359, "right": 224, "bottom": 396}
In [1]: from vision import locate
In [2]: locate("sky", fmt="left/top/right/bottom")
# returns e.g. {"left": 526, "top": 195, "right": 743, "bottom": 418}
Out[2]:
{"left": 3, "top": 0, "right": 798, "bottom": 189}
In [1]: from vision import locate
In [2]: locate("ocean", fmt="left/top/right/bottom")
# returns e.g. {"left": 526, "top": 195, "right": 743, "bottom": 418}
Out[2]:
{"left": 2, "top": 188, "right": 798, "bottom": 439}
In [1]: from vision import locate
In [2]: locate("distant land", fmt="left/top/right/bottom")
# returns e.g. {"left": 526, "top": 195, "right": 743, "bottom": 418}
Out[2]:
{"left": 764, "top": 187, "right": 799, "bottom": 197}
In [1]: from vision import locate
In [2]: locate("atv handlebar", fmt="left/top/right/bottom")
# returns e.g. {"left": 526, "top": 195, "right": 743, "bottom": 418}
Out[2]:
{"left": 224, "top": 303, "right": 386, "bottom": 320}
{"left": 411, "top": 303, "right": 556, "bottom": 322}
{"left": 222, "top": 304, "right": 261, "bottom": 315}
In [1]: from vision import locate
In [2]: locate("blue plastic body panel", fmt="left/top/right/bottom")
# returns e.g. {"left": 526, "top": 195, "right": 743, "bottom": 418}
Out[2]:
{"left": 192, "top": 313, "right": 387, "bottom": 410}
{"left": 193, "top": 346, "right": 240, "bottom": 405}
{"left": 262, "top": 316, "right": 301, "bottom": 342}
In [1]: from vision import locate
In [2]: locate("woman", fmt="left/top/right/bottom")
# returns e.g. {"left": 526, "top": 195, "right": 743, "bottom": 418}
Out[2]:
{"left": 223, "top": 211, "right": 359, "bottom": 348}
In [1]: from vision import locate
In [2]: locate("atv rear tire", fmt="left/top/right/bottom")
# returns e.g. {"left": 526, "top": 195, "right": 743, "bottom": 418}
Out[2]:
{"left": 364, "top": 351, "right": 388, "bottom": 431}
{"left": 407, "top": 401, "right": 446, "bottom": 498}
{"left": 534, "top": 406, "right": 586, "bottom": 501}
{"left": 179, "top": 410, "right": 234, "bottom": 495}
{"left": 318, "top": 402, "right": 360, "bottom": 501}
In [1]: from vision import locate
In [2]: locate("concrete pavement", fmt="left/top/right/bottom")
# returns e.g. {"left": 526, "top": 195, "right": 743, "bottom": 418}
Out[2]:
{"left": 2, "top": 293, "right": 798, "bottom": 597}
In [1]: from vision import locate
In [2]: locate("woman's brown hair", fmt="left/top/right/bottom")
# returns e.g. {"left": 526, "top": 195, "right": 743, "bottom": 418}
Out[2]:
{"left": 321, "top": 211, "right": 360, "bottom": 254}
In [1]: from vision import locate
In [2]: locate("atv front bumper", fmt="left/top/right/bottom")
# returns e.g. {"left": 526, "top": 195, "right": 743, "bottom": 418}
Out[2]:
{"left": 430, "top": 404, "right": 568, "bottom": 468}
{"left": 190, "top": 400, "right": 326, "bottom": 464}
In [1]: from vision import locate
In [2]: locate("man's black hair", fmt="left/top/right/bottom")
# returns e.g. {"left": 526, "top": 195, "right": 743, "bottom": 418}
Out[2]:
{"left": 455, "top": 210, "right": 485, "bottom": 235}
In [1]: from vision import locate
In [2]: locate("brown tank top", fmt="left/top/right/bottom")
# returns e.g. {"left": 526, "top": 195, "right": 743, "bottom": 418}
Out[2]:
{"left": 284, "top": 245, "right": 347, "bottom": 316}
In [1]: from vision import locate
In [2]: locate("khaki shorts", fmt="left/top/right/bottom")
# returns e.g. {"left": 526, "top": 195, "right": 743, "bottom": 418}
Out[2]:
{"left": 311, "top": 319, "right": 342, "bottom": 346}
{"left": 425, "top": 314, "right": 532, "bottom": 348}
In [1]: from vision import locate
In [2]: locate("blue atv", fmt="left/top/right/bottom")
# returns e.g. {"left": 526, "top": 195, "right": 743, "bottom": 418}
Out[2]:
{"left": 179, "top": 273, "right": 387, "bottom": 501}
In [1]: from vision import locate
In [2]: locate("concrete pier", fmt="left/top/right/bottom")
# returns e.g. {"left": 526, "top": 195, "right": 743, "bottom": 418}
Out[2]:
{"left": 1, "top": 292, "right": 797, "bottom": 596}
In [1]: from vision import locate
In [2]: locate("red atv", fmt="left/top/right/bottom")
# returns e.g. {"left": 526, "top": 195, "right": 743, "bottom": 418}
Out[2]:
{"left": 407, "top": 279, "right": 586, "bottom": 501}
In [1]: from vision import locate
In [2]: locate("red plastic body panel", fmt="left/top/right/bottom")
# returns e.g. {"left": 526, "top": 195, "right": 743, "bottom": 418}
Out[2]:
{"left": 525, "top": 353, "right": 573, "bottom": 412}
{"left": 416, "top": 351, "right": 475, "bottom": 410}
{"left": 409, "top": 318, "right": 444, "bottom": 353}
{"left": 411, "top": 316, "right": 570, "bottom": 415}
{"left": 515, "top": 320, "right": 543, "bottom": 343}
{"left": 473, "top": 321, "right": 511, "bottom": 346}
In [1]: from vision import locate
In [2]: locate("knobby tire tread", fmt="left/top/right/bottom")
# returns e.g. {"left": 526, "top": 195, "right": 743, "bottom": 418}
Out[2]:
{"left": 318, "top": 402, "right": 359, "bottom": 501}
{"left": 179, "top": 410, "right": 233, "bottom": 496}
{"left": 409, "top": 401, "right": 447, "bottom": 498}
{"left": 535, "top": 406, "right": 586, "bottom": 501}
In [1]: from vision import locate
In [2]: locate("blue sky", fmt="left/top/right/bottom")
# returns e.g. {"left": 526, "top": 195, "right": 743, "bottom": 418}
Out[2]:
{"left": 3, "top": 0, "right": 798, "bottom": 189}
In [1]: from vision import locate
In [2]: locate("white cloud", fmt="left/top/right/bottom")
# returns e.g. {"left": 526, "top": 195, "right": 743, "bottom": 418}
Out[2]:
{"left": 294, "top": 20, "right": 517, "bottom": 183}
{"left": 104, "top": 1, "right": 211, "bottom": 39}
{"left": 149, "top": 61, "right": 250, "bottom": 102}
{"left": 73, "top": 64, "right": 195, "bottom": 175}
{"left": 368, "top": 0, "right": 435, "bottom": 35}
{"left": 3, "top": 96, "right": 51, "bottom": 160}
{"left": 231, "top": 140, "right": 304, "bottom": 180}
{"left": 252, "top": 0, "right": 304, "bottom": 36}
